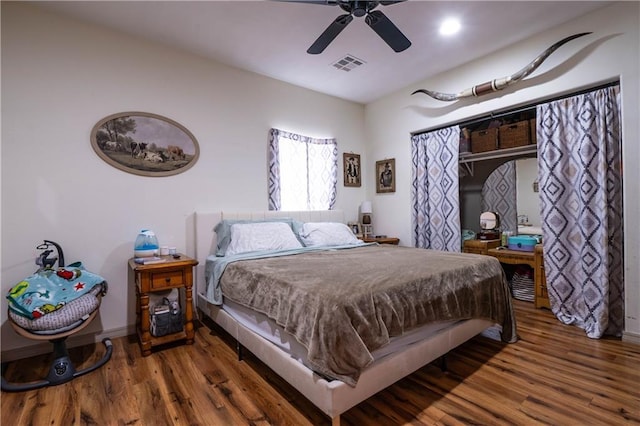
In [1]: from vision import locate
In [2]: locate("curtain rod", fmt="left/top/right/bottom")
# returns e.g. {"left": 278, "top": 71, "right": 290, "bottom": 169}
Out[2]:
{"left": 411, "top": 80, "right": 620, "bottom": 136}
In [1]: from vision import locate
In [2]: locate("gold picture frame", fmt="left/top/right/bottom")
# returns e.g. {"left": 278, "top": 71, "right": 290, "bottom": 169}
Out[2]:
{"left": 376, "top": 158, "right": 395, "bottom": 193}
{"left": 347, "top": 221, "right": 362, "bottom": 237}
{"left": 343, "top": 153, "right": 361, "bottom": 187}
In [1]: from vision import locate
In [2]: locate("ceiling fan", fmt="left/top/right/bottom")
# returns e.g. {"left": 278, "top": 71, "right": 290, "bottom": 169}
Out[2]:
{"left": 286, "top": 1, "right": 411, "bottom": 54}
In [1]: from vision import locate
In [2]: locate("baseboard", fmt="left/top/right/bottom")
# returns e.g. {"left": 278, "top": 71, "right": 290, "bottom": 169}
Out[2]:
{"left": 622, "top": 330, "right": 640, "bottom": 345}
{"left": 1, "top": 325, "right": 135, "bottom": 363}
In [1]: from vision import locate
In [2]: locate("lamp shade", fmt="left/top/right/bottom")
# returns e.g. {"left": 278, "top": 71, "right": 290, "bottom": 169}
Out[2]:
{"left": 360, "top": 201, "right": 372, "bottom": 214}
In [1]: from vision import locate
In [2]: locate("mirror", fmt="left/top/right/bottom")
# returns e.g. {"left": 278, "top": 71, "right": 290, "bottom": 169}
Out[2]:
{"left": 514, "top": 158, "right": 541, "bottom": 234}
{"left": 481, "top": 158, "right": 541, "bottom": 235}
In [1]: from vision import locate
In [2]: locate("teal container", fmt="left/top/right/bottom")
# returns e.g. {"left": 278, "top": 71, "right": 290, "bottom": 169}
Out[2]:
{"left": 507, "top": 235, "right": 537, "bottom": 252}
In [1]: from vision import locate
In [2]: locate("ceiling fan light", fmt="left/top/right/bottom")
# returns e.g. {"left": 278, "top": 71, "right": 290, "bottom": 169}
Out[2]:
{"left": 439, "top": 18, "right": 461, "bottom": 36}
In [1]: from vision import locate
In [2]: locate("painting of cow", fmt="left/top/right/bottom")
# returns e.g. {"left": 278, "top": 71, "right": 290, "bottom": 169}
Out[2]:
{"left": 104, "top": 141, "right": 123, "bottom": 151}
{"left": 90, "top": 112, "right": 199, "bottom": 177}
{"left": 130, "top": 142, "right": 148, "bottom": 158}
{"left": 141, "top": 151, "right": 164, "bottom": 163}
{"left": 166, "top": 145, "right": 185, "bottom": 160}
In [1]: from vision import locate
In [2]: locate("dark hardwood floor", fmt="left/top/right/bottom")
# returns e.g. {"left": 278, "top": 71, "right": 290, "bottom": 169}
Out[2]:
{"left": 2, "top": 300, "right": 639, "bottom": 425}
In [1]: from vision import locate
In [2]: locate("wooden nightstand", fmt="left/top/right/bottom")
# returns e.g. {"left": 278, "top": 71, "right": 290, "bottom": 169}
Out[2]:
{"left": 360, "top": 236, "right": 400, "bottom": 245}
{"left": 128, "top": 254, "right": 198, "bottom": 356}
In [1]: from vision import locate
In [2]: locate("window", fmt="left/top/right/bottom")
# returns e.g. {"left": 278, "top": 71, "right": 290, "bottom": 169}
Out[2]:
{"left": 268, "top": 128, "right": 337, "bottom": 211}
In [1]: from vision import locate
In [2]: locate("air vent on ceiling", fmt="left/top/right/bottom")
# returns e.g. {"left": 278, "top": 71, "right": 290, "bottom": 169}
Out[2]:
{"left": 331, "top": 54, "right": 366, "bottom": 72}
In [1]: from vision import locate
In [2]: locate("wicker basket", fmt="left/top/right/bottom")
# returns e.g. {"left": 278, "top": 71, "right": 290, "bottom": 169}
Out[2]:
{"left": 471, "top": 128, "right": 498, "bottom": 153}
{"left": 529, "top": 118, "right": 537, "bottom": 145}
{"left": 499, "top": 120, "right": 531, "bottom": 149}
{"left": 459, "top": 127, "right": 471, "bottom": 153}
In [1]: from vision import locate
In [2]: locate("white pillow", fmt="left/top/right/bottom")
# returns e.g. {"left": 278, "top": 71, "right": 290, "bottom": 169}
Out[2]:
{"left": 225, "top": 222, "right": 303, "bottom": 256}
{"left": 300, "top": 222, "right": 364, "bottom": 247}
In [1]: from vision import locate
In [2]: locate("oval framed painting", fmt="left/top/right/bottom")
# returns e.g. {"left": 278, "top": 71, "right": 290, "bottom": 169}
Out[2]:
{"left": 90, "top": 112, "right": 199, "bottom": 177}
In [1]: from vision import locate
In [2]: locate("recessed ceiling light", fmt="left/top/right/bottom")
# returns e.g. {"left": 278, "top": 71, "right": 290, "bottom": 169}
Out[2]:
{"left": 439, "top": 18, "right": 461, "bottom": 36}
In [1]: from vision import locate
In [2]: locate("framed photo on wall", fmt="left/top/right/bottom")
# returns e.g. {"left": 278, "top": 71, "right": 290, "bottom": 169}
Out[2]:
{"left": 343, "top": 153, "right": 361, "bottom": 187}
{"left": 376, "top": 158, "right": 396, "bottom": 193}
{"left": 347, "top": 221, "right": 362, "bottom": 237}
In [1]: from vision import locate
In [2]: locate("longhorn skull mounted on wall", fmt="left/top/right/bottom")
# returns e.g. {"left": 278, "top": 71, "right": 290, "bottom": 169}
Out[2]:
{"left": 412, "top": 32, "right": 591, "bottom": 102}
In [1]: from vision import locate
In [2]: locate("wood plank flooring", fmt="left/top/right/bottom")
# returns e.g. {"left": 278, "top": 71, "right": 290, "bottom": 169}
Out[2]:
{"left": 2, "top": 300, "right": 639, "bottom": 425}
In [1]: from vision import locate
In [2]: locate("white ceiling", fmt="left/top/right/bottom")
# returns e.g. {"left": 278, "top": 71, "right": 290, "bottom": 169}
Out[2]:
{"left": 34, "top": 1, "right": 611, "bottom": 104}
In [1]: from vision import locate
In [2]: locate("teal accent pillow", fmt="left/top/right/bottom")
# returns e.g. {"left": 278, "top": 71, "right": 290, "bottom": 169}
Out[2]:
{"left": 214, "top": 218, "right": 302, "bottom": 256}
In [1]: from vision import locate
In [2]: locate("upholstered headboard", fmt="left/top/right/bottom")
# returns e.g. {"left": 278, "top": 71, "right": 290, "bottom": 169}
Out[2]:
{"left": 191, "top": 210, "right": 345, "bottom": 297}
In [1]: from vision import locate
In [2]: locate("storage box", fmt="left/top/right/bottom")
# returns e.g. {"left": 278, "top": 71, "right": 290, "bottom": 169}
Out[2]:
{"left": 459, "top": 127, "right": 471, "bottom": 153}
{"left": 529, "top": 118, "right": 537, "bottom": 145}
{"left": 471, "top": 128, "right": 498, "bottom": 153}
{"left": 507, "top": 235, "right": 537, "bottom": 252}
{"left": 499, "top": 120, "right": 531, "bottom": 149}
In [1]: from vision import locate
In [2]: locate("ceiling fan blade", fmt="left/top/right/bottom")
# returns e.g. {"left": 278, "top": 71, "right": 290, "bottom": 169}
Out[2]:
{"left": 307, "top": 13, "right": 354, "bottom": 54}
{"left": 365, "top": 10, "right": 411, "bottom": 52}
{"left": 379, "top": 1, "right": 406, "bottom": 5}
{"left": 275, "top": 0, "right": 340, "bottom": 4}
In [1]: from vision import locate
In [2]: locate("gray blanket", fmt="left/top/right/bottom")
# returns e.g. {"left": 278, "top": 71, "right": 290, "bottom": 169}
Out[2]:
{"left": 219, "top": 245, "right": 517, "bottom": 386}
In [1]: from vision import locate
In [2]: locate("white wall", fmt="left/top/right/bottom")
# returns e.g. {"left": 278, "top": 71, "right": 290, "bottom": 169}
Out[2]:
{"left": 1, "top": 3, "right": 368, "bottom": 356}
{"left": 516, "top": 158, "right": 540, "bottom": 227}
{"left": 365, "top": 2, "right": 640, "bottom": 339}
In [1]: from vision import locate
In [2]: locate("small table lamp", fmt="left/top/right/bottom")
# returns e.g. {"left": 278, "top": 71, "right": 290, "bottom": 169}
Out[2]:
{"left": 360, "top": 201, "right": 372, "bottom": 237}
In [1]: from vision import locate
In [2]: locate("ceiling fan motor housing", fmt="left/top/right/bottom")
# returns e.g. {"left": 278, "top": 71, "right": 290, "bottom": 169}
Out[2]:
{"left": 341, "top": 1, "right": 379, "bottom": 17}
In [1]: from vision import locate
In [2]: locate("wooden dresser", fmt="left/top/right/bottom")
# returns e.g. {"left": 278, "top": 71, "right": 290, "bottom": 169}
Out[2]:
{"left": 462, "top": 239, "right": 501, "bottom": 255}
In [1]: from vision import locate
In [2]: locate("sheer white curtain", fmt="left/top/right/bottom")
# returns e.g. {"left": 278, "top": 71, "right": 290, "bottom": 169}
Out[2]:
{"left": 268, "top": 128, "right": 337, "bottom": 211}
{"left": 537, "top": 85, "right": 623, "bottom": 338}
{"left": 411, "top": 126, "right": 461, "bottom": 251}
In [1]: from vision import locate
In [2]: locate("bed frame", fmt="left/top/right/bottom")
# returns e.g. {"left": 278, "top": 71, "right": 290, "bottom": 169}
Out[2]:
{"left": 189, "top": 210, "right": 492, "bottom": 425}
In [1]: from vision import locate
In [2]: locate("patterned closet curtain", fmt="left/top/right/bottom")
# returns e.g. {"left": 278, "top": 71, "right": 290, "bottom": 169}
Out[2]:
{"left": 537, "top": 85, "right": 623, "bottom": 338}
{"left": 411, "top": 126, "right": 461, "bottom": 251}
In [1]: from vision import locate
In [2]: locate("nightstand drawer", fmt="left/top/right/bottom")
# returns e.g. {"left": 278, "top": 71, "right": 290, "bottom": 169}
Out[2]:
{"left": 150, "top": 269, "right": 185, "bottom": 290}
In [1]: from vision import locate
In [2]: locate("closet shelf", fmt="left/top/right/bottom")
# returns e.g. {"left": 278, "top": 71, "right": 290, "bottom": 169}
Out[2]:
{"left": 458, "top": 145, "right": 537, "bottom": 177}
{"left": 459, "top": 145, "right": 537, "bottom": 164}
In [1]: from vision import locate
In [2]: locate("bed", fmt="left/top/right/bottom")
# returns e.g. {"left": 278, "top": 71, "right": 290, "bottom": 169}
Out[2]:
{"left": 190, "top": 210, "right": 517, "bottom": 425}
